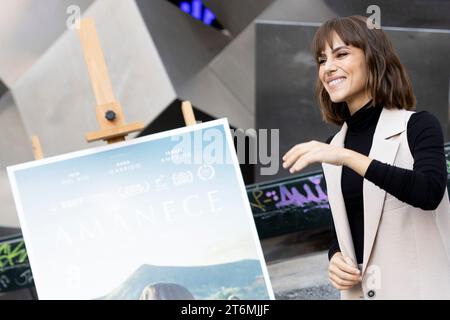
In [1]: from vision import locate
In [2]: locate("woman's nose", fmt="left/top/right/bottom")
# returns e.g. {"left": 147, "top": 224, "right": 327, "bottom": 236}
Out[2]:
{"left": 324, "top": 58, "right": 337, "bottom": 72}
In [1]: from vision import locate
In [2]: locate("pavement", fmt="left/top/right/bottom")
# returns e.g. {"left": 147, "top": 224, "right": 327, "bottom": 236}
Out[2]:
{"left": 267, "top": 250, "right": 340, "bottom": 300}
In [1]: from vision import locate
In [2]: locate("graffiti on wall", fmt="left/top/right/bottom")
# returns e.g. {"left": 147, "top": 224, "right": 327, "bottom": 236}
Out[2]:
{"left": 0, "top": 236, "right": 34, "bottom": 293}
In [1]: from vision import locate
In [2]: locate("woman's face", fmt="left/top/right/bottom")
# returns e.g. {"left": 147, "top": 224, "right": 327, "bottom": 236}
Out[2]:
{"left": 318, "top": 32, "right": 371, "bottom": 112}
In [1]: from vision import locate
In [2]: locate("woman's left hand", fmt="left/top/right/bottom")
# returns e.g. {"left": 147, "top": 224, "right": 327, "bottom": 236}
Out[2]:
{"left": 282, "top": 140, "right": 346, "bottom": 174}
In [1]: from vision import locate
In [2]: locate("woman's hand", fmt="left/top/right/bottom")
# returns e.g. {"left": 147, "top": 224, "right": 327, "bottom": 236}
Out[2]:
{"left": 328, "top": 252, "right": 361, "bottom": 290}
{"left": 282, "top": 140, "right": 346, "bottom": 173}
{"left": 282, "top": 140, "right": 373, "bottom": 176}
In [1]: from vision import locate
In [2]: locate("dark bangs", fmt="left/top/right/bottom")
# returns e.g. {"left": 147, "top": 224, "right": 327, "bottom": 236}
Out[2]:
{"left": 312, "top": 16, "right": 368, "bottom": 64}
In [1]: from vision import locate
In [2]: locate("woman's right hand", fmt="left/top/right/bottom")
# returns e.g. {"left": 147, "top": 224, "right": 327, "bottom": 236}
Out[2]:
{"left": 328, "top": 252, "right": 361, "bottom": 290}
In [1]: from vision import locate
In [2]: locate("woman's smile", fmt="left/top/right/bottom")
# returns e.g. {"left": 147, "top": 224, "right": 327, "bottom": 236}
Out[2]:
{"left": 326, "top": 76, "right": 347, "bottom": 90}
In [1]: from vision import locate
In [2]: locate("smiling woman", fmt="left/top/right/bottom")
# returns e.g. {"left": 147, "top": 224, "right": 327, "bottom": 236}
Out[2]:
{"left": 312, "top": 15, "right": 415, "bottom": 123}
{"left": 317, "top": 40, "right": 371, "bottom": 115}
{"left": 282, "top": 15, "right": 450, "bottom": 300}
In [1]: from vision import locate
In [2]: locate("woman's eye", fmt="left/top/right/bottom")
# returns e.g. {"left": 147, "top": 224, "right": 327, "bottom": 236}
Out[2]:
{"left": 318, "top": 59, "right": 326, "bottom": 65}
{"left": 337, "top": 52, "right": 348, "bottom": 58}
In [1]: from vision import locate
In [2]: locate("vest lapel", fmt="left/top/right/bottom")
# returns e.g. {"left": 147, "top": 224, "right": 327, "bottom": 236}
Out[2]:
{"left": 362, "top": 108, "right": 407, "bottom": 274}
{"left": 322, "top": 122, "right": 357, "bottom": 265}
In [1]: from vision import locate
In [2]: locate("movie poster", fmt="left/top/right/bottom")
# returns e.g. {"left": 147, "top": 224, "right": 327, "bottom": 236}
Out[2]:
{"left": 7, "top": 119, "right": 274, "bottom": 300}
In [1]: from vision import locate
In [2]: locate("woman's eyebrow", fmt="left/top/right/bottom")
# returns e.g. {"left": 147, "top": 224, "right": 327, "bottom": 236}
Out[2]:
{"left": 318, "top": 45, "right": 349, "bottom": 57}
{"left": 331, "top": 45, "right": 349, "bottom": 53}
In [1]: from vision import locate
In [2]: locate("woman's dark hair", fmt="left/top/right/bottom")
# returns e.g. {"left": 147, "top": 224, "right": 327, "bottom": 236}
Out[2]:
{"left": 312, "top": 15, "right": 416, "bottom": 125}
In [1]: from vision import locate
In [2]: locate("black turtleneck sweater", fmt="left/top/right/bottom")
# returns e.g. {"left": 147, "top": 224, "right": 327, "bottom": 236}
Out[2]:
{"left": 326, "top": 102, "right": 447, "bottom": 264}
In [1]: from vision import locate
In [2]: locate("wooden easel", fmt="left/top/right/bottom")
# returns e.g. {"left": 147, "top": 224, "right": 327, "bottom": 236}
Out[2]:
{"left": 31, "top": 18, "right": 197, "bottom": 160}
{"left": 78, "top": 18, "right": 144, "bottom": 144}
